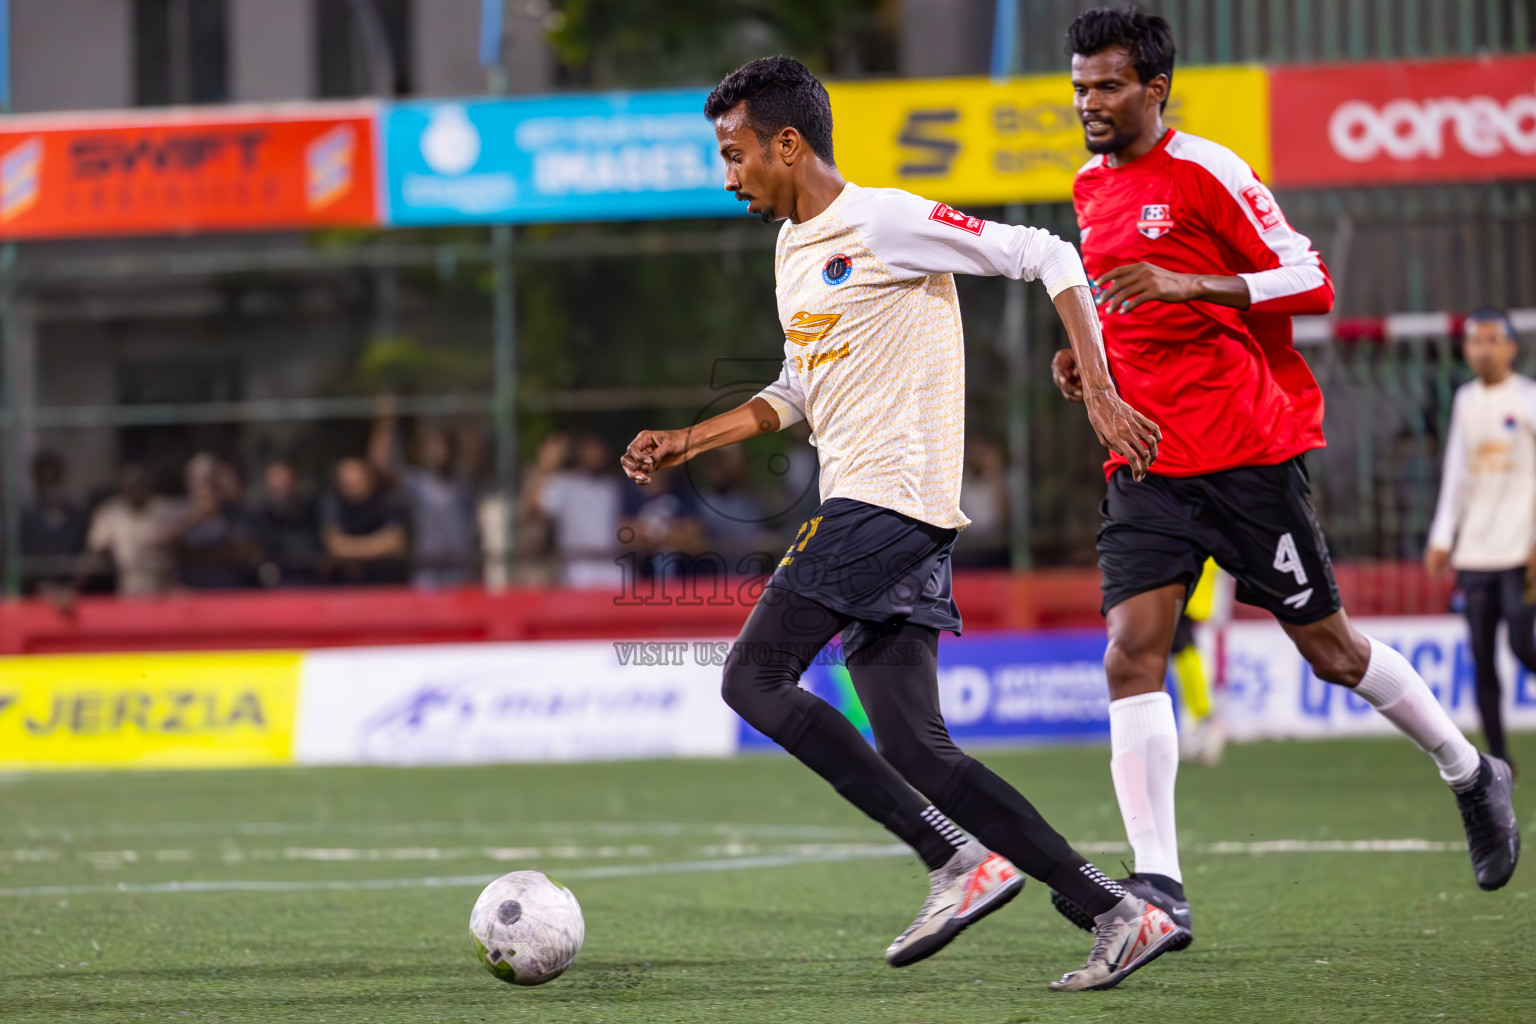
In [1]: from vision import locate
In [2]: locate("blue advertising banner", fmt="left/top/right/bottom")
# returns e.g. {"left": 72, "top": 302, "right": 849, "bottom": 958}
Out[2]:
{"left": 738, "top": 630, "right": 1117, "bottom": 750}
{"left": 380, "top": 91, "right": 746, "bottom": 226}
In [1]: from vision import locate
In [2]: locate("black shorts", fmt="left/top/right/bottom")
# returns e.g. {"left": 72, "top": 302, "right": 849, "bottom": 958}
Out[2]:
{"left": 1096, "top": 457, "right": 1341, "bottom": 625}
{"left": 764, "top": 497, "right": 963, "bottom": 645}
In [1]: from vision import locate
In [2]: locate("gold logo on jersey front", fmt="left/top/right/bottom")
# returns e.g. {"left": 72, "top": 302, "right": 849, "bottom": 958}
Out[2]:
{"left": 785, "top": 311, "right": 841, "bottom": 346}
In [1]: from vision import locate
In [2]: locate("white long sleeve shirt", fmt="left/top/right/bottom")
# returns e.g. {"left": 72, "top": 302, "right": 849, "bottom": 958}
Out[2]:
{"left": 755, "top": 182, "right": 1090, "bottom": 530}
{"left": 1428, "top": 373, "right": 1536, "bottom": 571}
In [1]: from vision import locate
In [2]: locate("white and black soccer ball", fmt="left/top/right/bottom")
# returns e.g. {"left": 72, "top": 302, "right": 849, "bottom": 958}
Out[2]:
{"left": 469, "top": 871, "right": 585, "bottom": 986}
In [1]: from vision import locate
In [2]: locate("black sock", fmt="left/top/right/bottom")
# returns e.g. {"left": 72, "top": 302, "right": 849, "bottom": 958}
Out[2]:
{"left": 1049, "top": 862, "right": 1128, "bottom": 919}
{"left": 936, "top": 759, "right": 1123, "bottom": 916}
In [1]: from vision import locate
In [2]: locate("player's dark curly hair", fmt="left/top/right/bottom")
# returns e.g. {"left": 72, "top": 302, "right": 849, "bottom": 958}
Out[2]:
{"left": 1465, "top": 307, "right": 1520, "bottom": 343}
{"left": 704, "top": 56, "right": 835, "bottom": 163}
{"left": 1066, "top": 5, "right": 1176, "bottom": 112}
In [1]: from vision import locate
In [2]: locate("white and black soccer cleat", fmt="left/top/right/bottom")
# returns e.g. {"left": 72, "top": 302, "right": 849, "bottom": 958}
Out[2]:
{"left": 1455, "top": 755, "right": 1520, "bottom": 891}
{"left": 884, "top": 847, "right": 1024, "bottom": 967}
{"left": 1050, "top": 873, "right": 1193, "bottom": 951}
{"left": 1049, "top": 894, "right": 1189, "bottom": 992}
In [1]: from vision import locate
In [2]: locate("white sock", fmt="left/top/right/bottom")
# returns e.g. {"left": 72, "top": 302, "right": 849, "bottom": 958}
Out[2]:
{"left": 1353, "top": 637, "right": 1481, "bottom": 790}
{"left": 1109, "top": 691, "right": 1182, "bottom": 883}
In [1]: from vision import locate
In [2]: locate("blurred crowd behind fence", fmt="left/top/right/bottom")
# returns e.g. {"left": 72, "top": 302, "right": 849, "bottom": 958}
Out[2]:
{"left": 2, "top": 0, "right": 1536, "bottom": 600}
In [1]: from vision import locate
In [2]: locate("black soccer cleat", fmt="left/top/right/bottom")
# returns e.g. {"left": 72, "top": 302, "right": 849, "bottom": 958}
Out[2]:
{"left": 1051, "top": 873, "right": 1193, "bottom": 951}
{"left": 1455, "top": 755, "right": 1521, "bottom": 891}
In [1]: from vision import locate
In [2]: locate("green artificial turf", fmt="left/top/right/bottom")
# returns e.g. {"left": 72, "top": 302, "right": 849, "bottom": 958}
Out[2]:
{"left": 1, "top": 737, "right": 1532, "bottom": 1023}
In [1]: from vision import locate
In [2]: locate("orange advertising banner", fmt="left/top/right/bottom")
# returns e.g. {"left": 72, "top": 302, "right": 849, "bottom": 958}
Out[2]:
{"left": 0, "top": 103, "right": 380, "bottom": 239}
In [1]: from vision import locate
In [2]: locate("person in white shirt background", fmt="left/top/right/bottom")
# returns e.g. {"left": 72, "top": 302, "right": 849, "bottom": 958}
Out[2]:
{"left": 1426, "top": 308, "right": 1536, "bottom": 776}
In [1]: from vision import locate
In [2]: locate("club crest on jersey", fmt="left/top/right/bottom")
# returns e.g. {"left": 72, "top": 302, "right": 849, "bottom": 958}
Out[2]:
{"left": 1136, "top": 204, "right": 1174, "bottom": 239}
{"left": 822, "top": 253, "right": 853, "bottom": 286}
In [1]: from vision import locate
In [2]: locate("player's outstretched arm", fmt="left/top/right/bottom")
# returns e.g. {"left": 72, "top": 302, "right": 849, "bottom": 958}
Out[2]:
{"left": 1052, "top": 284, "right": 1162, "bottom": 481}
{"left": 1092, "top": 261, "right": 1252, "bottom": 314}
{"left": 621, "top": 398, "right": 780, "bottom": 486}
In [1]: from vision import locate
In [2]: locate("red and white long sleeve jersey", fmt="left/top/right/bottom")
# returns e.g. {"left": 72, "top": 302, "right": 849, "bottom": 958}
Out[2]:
{"left": 1074, "top": 129, "right": 1334, "bottom": 478}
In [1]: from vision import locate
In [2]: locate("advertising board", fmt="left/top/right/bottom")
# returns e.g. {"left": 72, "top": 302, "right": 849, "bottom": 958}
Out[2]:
{"left": 1269, "top": 55, "right": 1536, "bottom": 188}
{"left": 0, "top": 651, "right": 301, "bottom": 769}
{"left": 380, "top": 91, "right": 743, "bottom": 226}
{"left": 0, "top": 105, "right": 378, "bottom": 238}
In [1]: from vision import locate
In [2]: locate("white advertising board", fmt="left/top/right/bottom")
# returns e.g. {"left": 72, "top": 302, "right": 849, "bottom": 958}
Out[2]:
{"left": 294, "top": 641, "right": 737, "bottom": 765}
{"left": 1221, "top": 615, "right": 1536, "bottom": 740}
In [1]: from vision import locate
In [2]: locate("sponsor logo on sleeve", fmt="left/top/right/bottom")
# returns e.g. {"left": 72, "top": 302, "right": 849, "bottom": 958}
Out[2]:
{"left": 929, "top": 202, "right": 986, "bottom": 235}
{"left": 1240, "top": 184, "right": 1284, "bottom": 230}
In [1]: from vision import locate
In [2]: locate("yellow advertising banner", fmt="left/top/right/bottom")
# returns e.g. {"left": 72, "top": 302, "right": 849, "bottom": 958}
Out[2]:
{"left": 828, "top": 66, "right": 1270, "bottom": 207}
{"left": 0, "top": 651, "right": 301, "bottom": 769}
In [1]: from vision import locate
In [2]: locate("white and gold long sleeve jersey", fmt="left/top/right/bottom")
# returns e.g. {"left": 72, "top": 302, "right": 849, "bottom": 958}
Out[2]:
{"left": 1428, "top": 373, "right": 1536, "bottom": 571}
{"left": 754, "top": 182, "right": 1090, "bottom": 530}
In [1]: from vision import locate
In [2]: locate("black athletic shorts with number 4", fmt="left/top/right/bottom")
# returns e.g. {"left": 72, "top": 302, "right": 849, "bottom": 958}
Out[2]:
{"left": 1096, "top": 456, "right": 1342, "bottom": 625}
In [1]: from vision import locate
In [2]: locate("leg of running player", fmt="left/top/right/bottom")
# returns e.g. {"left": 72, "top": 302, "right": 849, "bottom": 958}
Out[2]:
{"left": 1491, "top": 568, "right": 1531, "bottom": 769}
{"left": 720, "top": 587, "right": 1027, "bottom": 967}
{"left": 842, "top": 618, "right": 1185, "bottom": 987}
{"left": 720, "top": 587, "right": 963, "bottom": 873}
{"left": 1097, "top": 583, "right": 1192, "bottom": 927}
{"left": 1284, "top": 608, "right": 1520, "bottom": 890}
{"left": 1461, "top": 571, "right": 1509, "bottom": 764}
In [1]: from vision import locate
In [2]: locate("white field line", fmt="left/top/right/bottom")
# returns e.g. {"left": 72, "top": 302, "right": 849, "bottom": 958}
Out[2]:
{"left": 0, "top": 845, "right": 912, "bottom": 899}
{"left": 1198, "top": 838, "right": 1467, "bottom": 854}
{"left": 0, "top": 837, "right": 1477, "bottom": 900}
{"left": 0, "top": 841, "right": 904, "bottom": 869}
{"left": 5, "top": 821, "right": 879, "bottom": 843}
{"left": 0, "top": 837, "right": 1472, "bottom": 872}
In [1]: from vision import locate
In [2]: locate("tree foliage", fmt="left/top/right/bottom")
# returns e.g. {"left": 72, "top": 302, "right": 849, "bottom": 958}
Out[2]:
{"left": 546, "top": 0, "right": 899, "bottom": 88}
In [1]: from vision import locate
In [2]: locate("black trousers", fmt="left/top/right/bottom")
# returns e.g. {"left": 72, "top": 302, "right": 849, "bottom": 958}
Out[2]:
{"left": 721, "top": 585, "right": 1121, "bottom": 917}
{"left": 1458, "top": 567, "right": 1536, "bottom": 763}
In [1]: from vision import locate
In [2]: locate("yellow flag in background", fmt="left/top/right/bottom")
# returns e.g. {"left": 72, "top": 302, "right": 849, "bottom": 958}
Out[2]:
{"left": 828, "top": 66, "right": 1271, "bottom": 208}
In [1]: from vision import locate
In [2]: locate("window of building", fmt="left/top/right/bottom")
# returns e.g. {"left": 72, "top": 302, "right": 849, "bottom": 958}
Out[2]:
{"left": 316, "top": 0, "right": 413, "bottom": 98}
{"left": 134, "top": 0, "right": 230, "bottom": 106}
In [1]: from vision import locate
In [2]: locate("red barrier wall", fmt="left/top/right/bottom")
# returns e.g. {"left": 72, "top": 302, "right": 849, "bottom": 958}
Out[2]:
{"left": 0, "top": 564, "right": 1453, "bottom": 656}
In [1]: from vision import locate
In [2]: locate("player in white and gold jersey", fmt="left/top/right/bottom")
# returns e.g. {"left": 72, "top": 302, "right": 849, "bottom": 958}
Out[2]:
{"left": 1427, "top": 309, "right": 1536, "bottom": 776}
{"left": 621, "top": 56, "right": 1177, "bottom": 991}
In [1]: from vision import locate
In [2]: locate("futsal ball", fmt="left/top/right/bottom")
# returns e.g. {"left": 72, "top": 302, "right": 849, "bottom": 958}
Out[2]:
{"left": 469, "top": 871, "right": 585, "bottom": 985}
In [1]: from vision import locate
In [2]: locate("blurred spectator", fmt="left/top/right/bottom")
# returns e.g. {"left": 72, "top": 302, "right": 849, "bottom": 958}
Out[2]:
{"left": 956, "top": 434, "right": 1011, "bottom": 569}
{"left": 625, "top": 464, "right": 705, "bottom": 584}
{"left": 250, "top": 460, "right": 323, "bottom": 587}
{"left": 85, "top": 462, "right": 181, "bottom": 596}
{"left": 523, "top": 432, "right": 624, "bottom": 587}
{"left": 478, "top": 489, "right": 514, "bottom": 590}
{"left": 687, "top": 446, "right": 772, "bottom": 570}
{"left": 369, "top": 406, "right": 480, "bottom": 589}
{"left": 174, "top": 454, "right": 259, "bottom": 589}
{"left": 321, "top": 457, "right": 409, "bottom": 586}
{"left": 21, "top": 452, "right": 88, "bottom": 597}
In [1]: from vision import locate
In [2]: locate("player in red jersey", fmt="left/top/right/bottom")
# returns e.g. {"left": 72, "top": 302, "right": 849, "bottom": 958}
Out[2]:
{"left": 1047, "top": 6, "right": 1520, "bottom": 941}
